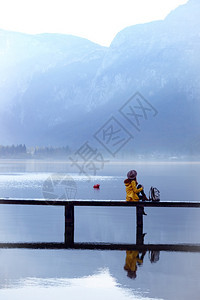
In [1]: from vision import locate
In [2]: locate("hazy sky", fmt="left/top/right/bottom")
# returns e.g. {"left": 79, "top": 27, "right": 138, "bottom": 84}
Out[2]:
{"left": 0, "top": 0, "right": 188, "bottom": 46}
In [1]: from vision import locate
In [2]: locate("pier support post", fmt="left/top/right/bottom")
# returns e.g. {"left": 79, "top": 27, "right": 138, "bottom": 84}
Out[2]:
{"left": 65, "top": 204, "right": 74, "bottom": 246}
{"left": 136, "top": 205, "right": 144, "bottom": 245}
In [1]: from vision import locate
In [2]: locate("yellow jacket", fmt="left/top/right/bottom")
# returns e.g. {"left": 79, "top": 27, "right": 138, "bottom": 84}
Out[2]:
{"left": 124, "top": 251, "right": 143, "bottom": 272}
{"left": 124, "top": 179, "right": 143, "bottom": 202}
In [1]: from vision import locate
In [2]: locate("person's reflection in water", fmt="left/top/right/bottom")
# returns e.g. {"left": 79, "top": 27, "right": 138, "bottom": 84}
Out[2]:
{"left": 124, "top": 250, "right": 146, "bottom": 279}
{"left": 149, "top": 250, "right": 160, "bottom": 263}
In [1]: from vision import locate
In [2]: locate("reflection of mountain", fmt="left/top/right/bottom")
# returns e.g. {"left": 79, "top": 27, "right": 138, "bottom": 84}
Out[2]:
{"left": 0, "top": 0, "right": 200, "bottom": 155}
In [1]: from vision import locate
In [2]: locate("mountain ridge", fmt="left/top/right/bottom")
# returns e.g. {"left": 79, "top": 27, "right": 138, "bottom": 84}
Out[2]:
{"left": 0, "top": 0, "right": 199, "bottom": 157}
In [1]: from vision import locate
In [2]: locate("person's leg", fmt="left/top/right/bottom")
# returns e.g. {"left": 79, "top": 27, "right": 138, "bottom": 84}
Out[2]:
{"left": 137, "top": 184, "right": 148, "bottom": 201}
{"left": 137, "top": 186, "right": 147, "bottom": 215}
{"left": 137, "top": 184, "right": 145, "bottom": 196}
{"left": 137, "top": 195, "right": 147, "bottom": 215}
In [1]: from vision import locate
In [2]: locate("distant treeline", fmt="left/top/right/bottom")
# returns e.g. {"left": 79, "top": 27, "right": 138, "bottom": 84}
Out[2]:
{"left": 33, "top": 146, "right": 70, "bottom": 158}
{"left": 0, "top": 145, "right": 70, "bottom": 158}
{"left": 0, "top": 144, "right": 27, "bottom": 157}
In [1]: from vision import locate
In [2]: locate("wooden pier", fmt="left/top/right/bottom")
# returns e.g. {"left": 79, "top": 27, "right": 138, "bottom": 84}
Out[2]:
{"left": 0, "top": 199, "right": 200, "bottom": 249}
{"left": 0, "top": 242, "right": 200, "bottom": 252}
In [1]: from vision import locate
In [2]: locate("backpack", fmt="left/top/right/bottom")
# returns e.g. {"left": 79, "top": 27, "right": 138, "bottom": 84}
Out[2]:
{"left": 149, "top": 251, "right": 160, "bottom": 263}
{"left": 149, "top": 186, "right": 160, "bottom": 202}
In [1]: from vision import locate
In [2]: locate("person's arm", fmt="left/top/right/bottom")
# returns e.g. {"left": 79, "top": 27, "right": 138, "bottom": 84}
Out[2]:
{"left": 131, "top": 180, "right": 143, "bottom": 193}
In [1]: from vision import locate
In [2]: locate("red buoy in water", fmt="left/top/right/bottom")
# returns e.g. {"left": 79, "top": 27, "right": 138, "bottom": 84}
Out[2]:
{"left": 93, "top": 184, "right": 100, "bottom": 189}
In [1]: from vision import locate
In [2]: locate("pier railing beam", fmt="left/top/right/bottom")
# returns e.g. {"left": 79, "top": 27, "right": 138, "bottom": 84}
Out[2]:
{"left": 64, "top": 204, "right": 74, "bottom": 246}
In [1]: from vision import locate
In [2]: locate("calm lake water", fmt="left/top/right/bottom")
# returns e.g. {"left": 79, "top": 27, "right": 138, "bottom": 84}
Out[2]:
{"left": 0, "top": 160, "right": 200, "bottom": 300}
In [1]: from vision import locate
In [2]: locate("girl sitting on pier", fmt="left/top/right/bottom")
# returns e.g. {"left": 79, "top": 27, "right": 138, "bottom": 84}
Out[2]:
{"left": 124, "top": 170, "right": 148, "bottom": 215}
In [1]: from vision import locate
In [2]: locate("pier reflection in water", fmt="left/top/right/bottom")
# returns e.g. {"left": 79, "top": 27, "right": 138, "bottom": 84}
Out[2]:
{"left": 0, "top": 241, "right": 199, "bottom": 300}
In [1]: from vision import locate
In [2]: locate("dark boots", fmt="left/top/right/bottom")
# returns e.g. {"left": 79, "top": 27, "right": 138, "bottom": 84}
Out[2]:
{"left": 142, "top": 194, "right": 149, "bottom": 201}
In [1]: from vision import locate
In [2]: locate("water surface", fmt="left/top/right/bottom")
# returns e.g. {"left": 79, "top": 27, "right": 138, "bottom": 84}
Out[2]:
{"left": 0, "top": 160, "right": 199, "bottom": 300}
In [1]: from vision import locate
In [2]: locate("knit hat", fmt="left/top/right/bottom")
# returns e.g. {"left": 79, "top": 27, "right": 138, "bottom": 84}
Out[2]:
{"left": 127, "top": 170, "right": 137, "bottom": 180}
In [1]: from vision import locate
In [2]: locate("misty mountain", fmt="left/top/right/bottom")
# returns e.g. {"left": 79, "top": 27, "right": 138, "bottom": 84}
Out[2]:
{"left": 0, "top": 31, "right": 107, "bottom": 146}
{"left": 0, "top": 0, "right": 199, "bottom": 157}
{"left": 87, "top": 0, "right": 200, "bottom": 156}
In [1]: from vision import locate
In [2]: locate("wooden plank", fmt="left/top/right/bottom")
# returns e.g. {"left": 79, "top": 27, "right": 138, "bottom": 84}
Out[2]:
{"left": 136, "top": 206, "right": 144, "bottom": 245}
{"left": 0, "top": 242, "right": 199, "bottom": 252}
{"left": 72, "top": 201, "right": 200, "bottom": 208}
{"left": 0, "top": 199, "right": 200, "bottom": 207}
{"left": 65, "top": 204, "right": 74, "bottom": 245}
